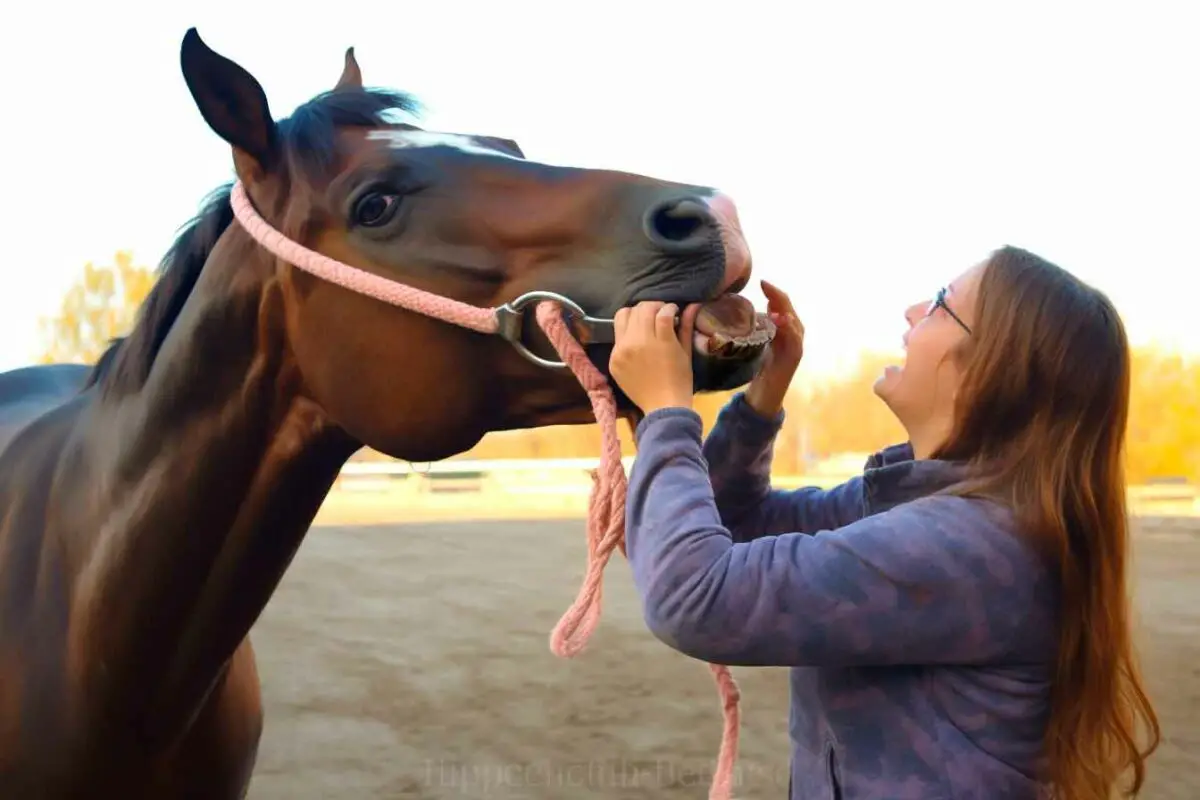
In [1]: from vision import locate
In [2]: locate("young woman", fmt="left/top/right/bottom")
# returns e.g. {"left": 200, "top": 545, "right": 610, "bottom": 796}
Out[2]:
{"left": 609, "top": 245, "right": 1160, "bottom": 799}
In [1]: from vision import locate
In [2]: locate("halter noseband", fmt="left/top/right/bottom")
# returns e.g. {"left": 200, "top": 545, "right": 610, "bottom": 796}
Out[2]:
{"left": 229, "top": 181, "right": 614, "bottom": 369}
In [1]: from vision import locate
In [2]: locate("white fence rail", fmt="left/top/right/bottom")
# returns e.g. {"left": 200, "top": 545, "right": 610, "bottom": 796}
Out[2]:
{"left": 336, "top": 457, "right": 642, "bottom": 497}
{"left": 340, "top": 457, "right": 637, "bottom": 476}
{"left": 334, "top": 458, "right": 1199, "bottom": 514}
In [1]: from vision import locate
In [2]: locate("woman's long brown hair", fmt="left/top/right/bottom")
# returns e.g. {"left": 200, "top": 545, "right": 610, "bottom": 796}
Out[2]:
{"left": 934, "top": 246, "right": 1160, "bottom": 798}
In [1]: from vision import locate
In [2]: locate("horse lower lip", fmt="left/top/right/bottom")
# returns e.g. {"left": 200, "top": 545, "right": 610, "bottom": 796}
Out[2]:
{"left": 694, "top": 293, "right": 756, "bottom": 338}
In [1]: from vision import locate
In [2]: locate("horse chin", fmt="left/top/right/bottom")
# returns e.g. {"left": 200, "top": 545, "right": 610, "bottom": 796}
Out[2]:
{"left": 691, "top": 346, "right": 770, "bottom": 393}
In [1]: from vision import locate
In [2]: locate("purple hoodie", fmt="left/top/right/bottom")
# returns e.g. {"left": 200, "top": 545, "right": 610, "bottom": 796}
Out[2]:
{"left": 625, "top": 392, "right": 1060, "bottom": 799}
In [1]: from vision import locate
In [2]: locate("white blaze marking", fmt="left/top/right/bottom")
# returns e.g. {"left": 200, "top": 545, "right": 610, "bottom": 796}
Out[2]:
{"left": 366, "top": 129, "right": 517, "bottom": 159}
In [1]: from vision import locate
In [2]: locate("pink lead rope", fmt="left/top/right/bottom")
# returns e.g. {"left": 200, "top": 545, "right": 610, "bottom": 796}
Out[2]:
{"left": 229, "top": 181, "right": 741, "bottom": 799}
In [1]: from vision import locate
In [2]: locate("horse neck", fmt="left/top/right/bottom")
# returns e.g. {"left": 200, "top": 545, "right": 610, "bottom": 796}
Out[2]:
{"left": 69, "top": 238, "right": 359, "bottom": 745}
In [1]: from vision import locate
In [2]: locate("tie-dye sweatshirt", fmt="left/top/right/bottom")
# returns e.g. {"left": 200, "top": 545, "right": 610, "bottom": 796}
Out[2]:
{"left": 625, "top": 392, "right": 1059, "bottom": 799}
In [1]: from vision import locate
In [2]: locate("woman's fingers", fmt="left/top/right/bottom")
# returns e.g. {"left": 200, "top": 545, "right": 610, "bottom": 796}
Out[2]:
{"left": 654, "top": 303, "right": 679, "bottom": 341}
{"left": 761, "top": 279, "right": 797, "bottom": 317}
{"left": 614, "top": 307, "right": 631, "bottom": 339}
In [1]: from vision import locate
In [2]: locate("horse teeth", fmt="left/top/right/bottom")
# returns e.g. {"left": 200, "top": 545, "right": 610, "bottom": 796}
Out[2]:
{"left": 699, "top": 313, "right": 776, "bottom": 359}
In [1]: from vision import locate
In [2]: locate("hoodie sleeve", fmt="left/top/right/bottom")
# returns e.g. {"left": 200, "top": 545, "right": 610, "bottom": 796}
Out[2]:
{"left": 702, "top": 392, "right": 865, "bottom": 541}
{"left": 626, "top": 407, "right": 1048, "bottom": 667}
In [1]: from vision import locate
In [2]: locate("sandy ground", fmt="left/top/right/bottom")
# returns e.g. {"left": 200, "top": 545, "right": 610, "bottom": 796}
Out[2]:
{"left": 245, "top": 515, "right": 1198, "bottom": 799}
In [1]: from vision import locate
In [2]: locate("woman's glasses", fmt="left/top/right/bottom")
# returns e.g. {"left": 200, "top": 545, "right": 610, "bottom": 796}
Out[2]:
{"left": 927, "top": 287, "right": 972, "bottom": 335}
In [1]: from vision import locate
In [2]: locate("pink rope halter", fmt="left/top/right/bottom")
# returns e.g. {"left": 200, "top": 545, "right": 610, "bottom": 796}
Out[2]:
{"left": 229, "top": 181, "right": 741, "bottom": 799}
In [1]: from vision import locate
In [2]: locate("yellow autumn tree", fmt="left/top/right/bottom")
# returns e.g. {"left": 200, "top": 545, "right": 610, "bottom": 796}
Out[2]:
{"left": 1126, "top": 346, "right": 1200, "bottom": 483}
{"left": 788, "top": 347, "right": 1200, "bottom": 484}
{"left": 797, "top": 354, "right": 907, "bottom": 460}
{"left": 38, "top": 251, "right": 155, "bottom": 365}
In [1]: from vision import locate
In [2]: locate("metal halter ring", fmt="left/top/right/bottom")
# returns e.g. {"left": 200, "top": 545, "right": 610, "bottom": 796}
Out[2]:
{"left": 494, "top": 290, "right": 616, "bottom": 369}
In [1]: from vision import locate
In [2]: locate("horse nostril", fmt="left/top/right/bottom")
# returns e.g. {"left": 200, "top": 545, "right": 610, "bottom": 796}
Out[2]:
{"left": 643, "top": 197, "right": 717, "bottom": 252}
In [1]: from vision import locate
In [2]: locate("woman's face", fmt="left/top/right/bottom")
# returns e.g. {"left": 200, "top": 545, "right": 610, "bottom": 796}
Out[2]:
{"left": 874, "top": 261, "right": 983, "bottom": 444}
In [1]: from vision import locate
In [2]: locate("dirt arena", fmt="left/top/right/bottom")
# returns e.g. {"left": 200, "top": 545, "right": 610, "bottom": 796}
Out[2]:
{"left": 245, "top": 515, "right": 1198, "bottom": 799}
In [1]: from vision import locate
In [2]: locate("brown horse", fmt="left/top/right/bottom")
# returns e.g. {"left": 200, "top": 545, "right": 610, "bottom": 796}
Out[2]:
{"left": 0, "top": 28, "right": 767, "bottom": 798}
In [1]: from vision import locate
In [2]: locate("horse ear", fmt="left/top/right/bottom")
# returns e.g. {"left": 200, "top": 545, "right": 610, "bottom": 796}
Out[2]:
{"left": 334, "top": 47, "right": 363, "bottom": 91}
{"left": 179, "top": 28, "right": 278, "bottom": 179}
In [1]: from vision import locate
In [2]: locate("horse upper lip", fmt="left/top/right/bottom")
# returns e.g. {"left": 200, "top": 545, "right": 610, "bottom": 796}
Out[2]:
{"left": 724, "top": 270, "right": 751, "bottom": 296}
{"left": 624, "top": 259, "right": 752, "bottom": 311}
{"left": 700, "top": 268, "right": 750, "bottom": 303}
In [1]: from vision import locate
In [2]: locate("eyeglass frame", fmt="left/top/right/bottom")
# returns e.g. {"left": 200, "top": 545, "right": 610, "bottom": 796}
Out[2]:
{"left": 927, "top": 287, "right": 972, "bottom": 335}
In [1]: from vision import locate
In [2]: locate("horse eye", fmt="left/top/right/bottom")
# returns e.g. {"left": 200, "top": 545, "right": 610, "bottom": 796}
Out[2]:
{"left": 352, "top": 192, "right": 400, "bottom": 227}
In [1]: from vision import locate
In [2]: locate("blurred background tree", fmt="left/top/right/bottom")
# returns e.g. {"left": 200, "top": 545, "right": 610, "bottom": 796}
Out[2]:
{"left": 37, "top": 250, "right": 155, "bottom": 365}
{"left": 1126, "top": 347, "right": 1200, "bottom": 484}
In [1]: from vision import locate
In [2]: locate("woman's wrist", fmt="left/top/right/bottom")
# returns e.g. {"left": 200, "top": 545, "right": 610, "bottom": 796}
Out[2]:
{"left": 639, "top": 391, "right": 694, "bottom": 416}
{"left": 744, "top": 377, "right": 787, "bottom": 417}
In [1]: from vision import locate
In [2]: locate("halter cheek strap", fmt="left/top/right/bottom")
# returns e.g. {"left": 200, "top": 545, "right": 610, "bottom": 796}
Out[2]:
{"left": 228, "top": 180, "right": 741, "bottom": 800}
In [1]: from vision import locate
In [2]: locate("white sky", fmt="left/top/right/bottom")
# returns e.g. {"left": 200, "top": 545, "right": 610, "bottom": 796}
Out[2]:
{"left": 0, "top": 0, "right": 1196, "bottom": 378}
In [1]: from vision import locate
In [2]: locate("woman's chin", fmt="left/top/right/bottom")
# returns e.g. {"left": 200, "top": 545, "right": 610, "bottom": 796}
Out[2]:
{"left": 873, "top": 364, "right": 903, "bottom": 397}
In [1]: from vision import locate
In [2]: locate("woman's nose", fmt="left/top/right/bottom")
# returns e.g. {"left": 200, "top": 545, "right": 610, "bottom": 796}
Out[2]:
{"left": 903, "top": 301, "right": 925, "bottom": 326}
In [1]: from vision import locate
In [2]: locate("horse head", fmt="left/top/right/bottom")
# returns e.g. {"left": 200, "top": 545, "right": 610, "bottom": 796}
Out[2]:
{"left": 179, "top": 29, "right": 769, "bottom": 461}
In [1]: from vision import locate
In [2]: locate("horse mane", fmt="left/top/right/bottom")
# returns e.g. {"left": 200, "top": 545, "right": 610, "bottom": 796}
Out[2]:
{"left": 85, "top": 86, "right": 420, "bottom": 395}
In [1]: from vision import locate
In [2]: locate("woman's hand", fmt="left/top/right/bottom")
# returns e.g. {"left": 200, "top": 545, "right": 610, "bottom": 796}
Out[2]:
{"left": 610, "top": 301, "right": 697, "bottom": 414}
{"left": 745, "top": 280, "right": 805, "bottom": 417}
